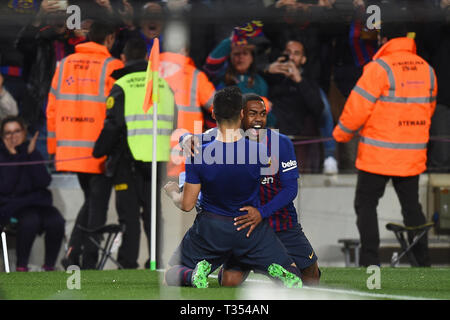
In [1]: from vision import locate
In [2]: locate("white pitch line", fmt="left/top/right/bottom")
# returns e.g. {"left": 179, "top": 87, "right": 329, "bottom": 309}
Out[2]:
{"left": 156, "top": 269, "right": 437, "bottom": 300}
{"left": 208, "top": 274, "right": 436, "bottom": 300}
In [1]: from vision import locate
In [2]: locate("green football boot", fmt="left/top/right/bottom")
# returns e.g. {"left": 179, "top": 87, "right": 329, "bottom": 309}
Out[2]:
{"left": 268, "top": 263, "right": 303, "bottom": 288}
{"left": 191, "top": 260, "right": 211, "bottom": 288}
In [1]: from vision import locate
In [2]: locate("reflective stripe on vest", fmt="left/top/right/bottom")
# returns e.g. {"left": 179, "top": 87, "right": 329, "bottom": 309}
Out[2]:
{"left": 175, "top": 69, "right": 204, "bottom": 113}
{"left": 374, "top": 58, "right": 396, "bottom": 97}
{"left": 360, "top": 136, "right": 427, "bottom": 150}
{"left": 353, "top": 85, "right": 377, "bottom": 103}
{"left": 127, "top": 128, "right": 173, "bottom": 136}
{"left": 429, "top": 65, "right": 435, "bottom": 97}
{"left": 51, "top": 57, "right": 115, "bottom": 102}
{"left": 338, "top": 120, "right": 358, "bottom": 135}
{"left": 124, "top": 114, "right": 174, "bottom": 122}
{"left": 115, "top": 71, "right": 175, "bottom": 162}
{"left": 57, "top": 140, "right": 96, "bottom": 148}
{"left": 378, "top": 96, "right": 436, "bottom": 103}
{"left": 177, "top": 105, "right": 203, "bottom": 113}
{"left": 355, "top": 60, "right": 436, "bottom": 105}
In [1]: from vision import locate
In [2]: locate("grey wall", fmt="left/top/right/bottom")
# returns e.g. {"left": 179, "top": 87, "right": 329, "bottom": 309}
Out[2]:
{"left": 6, "top": 173, "right": 449, "bottom": 271}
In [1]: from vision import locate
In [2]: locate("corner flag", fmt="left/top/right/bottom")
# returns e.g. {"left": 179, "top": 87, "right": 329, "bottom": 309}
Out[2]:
{"left": 143, "top": 38, "right": 160, "bottom": 113}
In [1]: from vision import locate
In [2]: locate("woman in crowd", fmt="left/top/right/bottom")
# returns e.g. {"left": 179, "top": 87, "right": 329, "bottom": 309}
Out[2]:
{"left": 0, "top": 116, "right": 64, "bottom": 271}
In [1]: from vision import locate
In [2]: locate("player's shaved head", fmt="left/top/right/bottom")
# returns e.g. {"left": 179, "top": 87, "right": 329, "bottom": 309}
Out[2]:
{"left": 243, "top": 93, "right": 264, "bottom": 109}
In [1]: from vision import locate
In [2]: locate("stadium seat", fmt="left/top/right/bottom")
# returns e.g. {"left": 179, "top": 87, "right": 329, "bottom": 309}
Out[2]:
{"left": 76, "top": 223, "right": 125, "bottom": 270}
{"left": 385, "top": 222, "right": 434, "bottom": 267}
{"left": 338, "top": 239, "right": 360, "bottom": 267}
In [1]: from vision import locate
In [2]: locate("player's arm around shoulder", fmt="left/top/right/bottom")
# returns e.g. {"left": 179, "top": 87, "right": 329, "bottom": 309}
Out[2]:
{"left": 181, "top": 182, "right": 201, "bottom": 212}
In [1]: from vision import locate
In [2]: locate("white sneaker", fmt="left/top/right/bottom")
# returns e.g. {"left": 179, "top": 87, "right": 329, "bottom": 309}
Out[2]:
{"left": 323, "top": 156, "right": 338, "bottom": 175}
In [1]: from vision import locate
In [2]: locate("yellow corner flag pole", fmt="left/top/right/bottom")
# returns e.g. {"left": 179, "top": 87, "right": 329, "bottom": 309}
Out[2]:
{"left": 143, "top": 37, "right": 160, "bottom": 271}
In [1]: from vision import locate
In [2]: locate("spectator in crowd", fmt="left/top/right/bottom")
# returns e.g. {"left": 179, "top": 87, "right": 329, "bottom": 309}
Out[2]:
{"left": 332, "top": 23, "right": 436, "bottom": 267}
{"left": 160, "top": 24, "right": 216, "bottom": 178}
{"left": 0, "top": 0, "right": 34, "bottom": 116}
{"left": 263, "top": 39, "right": 338, "bottom": 174}
{"left": 15, "top": 0, "right": 87, "bottom": 161}
{"left": 183, "top": 0, "right": 218, "bottom": 70}
{"left": 0, "top": 116, "right": 65, "bottom": 272}
{"left": 93, "top": 38, "right": 175, "bottom": 269}
{"left": 111, "top": 1, "right": 166, "bottom": 58}
{"left": 330, "top": 0, "right": 379, "bottom": 172}
{"left": 204, "top": 21, "right": 270, "bottom": 98}
{"left": 71, "top": 0, "right": 115, "bottom": 20}
{"left": 47, "top": 20, "right": 124, "bottom": 270}
{"left": 262, "top": 0, "right": 340, "bottom": 91}
{"left": 0, "top": 74, "right": 19, "bottom": 120}
{"left": 427, "top": 0, "right": 450, "bottom": 172}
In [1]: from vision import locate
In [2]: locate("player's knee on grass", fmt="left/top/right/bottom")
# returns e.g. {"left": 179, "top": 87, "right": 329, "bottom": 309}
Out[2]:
{"left": 288, "top": 262, "right": 301, "bottom": 277}
{"left": 301, "top": 261, "right": 320, "bottom": 286}
{"left": 165, "top": 265, "right": 184, "bottom": 286}
{"left": 219, "top": 268, "right": 250, "bottom": 287}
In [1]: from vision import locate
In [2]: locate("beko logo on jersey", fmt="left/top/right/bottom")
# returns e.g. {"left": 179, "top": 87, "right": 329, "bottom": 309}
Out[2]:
{"left": 281, "top": 160, "right": 297, "bottom": 172}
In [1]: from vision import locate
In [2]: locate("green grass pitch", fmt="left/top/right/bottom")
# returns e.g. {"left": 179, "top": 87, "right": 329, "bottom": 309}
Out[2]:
{"left": 0, "top": 267, "right": 449, "bottom": 300}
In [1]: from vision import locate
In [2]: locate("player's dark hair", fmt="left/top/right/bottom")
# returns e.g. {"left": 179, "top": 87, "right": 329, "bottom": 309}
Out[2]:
{"left": 243, "top": 93, "right": 264, "bottom": 108}
{"left": 1, "top": 116, "right": 27, "bottom": 137}
{"left": 123, "top": 38, "right": 148, "bottom": 61}
{"left": 88, "top": 20, "right": 116, "bottom": 44}
{"left": 213, "top": 86, "right": 243, "bottom": 123}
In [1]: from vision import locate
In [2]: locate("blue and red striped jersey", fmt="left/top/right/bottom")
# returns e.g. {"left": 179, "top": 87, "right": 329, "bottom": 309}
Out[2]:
{"left": 180, "top": 128, "right": 300, "bottom": 231}
{"left": 260, "top": 129, "right": 299, "bottom": 232}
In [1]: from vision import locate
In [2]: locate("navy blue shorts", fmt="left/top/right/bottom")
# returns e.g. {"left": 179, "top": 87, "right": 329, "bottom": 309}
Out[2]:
{"left": 168, "top": 211, "right": 294, "bottom": 273}
{"left": 224, "top": 224, "right": 317, "bottom": 272}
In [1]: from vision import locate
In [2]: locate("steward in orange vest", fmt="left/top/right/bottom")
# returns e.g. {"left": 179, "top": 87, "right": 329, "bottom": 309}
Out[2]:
{"left": 333, "top": 37, "right": 437, "bottom": 176}
{"left": 47, "top": 32, "right": 124, "bottom": 174}
{"left": 48, "top": 21, "right": 124, "bottom": 270}
{"left": 333, "top": 26, "right": 436, "bottom": 267}
{"left": 160, "top": 47, "right": 216, "bottom": 178}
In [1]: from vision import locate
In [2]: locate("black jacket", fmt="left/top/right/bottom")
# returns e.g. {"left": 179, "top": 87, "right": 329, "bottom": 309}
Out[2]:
{"left": 432, "top": 23, "right": 450, "bottom": 107}
{"left": 15, "top": 24, "right": 82, "bottom": 125}
{"left": 93, "top": 60, "right": 149, "bottom": 178}
{"left": 264, "top": 72, "right": 324, "bottom": 136}
{"left": 0, "top": 140, "right": 54, "bottom": 225}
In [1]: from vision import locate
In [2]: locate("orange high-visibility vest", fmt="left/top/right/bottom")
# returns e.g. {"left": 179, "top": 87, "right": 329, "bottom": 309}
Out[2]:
{"left": 47, "top": 42, "right": 124, "bottom": 174}
{"left": 333, "top": 37, "right": 437, "bottom": 176}
{"left": 160, "top": 52, "right": 216, "bottom": 177}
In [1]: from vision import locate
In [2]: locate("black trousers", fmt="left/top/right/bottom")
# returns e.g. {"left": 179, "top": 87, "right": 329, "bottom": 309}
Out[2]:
{"left": 114, "top": 160, "right": 166, "bottom": 269}
{"left": 66, "top": 173, "right": 112, "bottom": 269}
{"left": 15, "top": 206, "right": 65, "bottom": 268}
{"left": 354, "top": 170, "right": 430, "bottom": 267}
